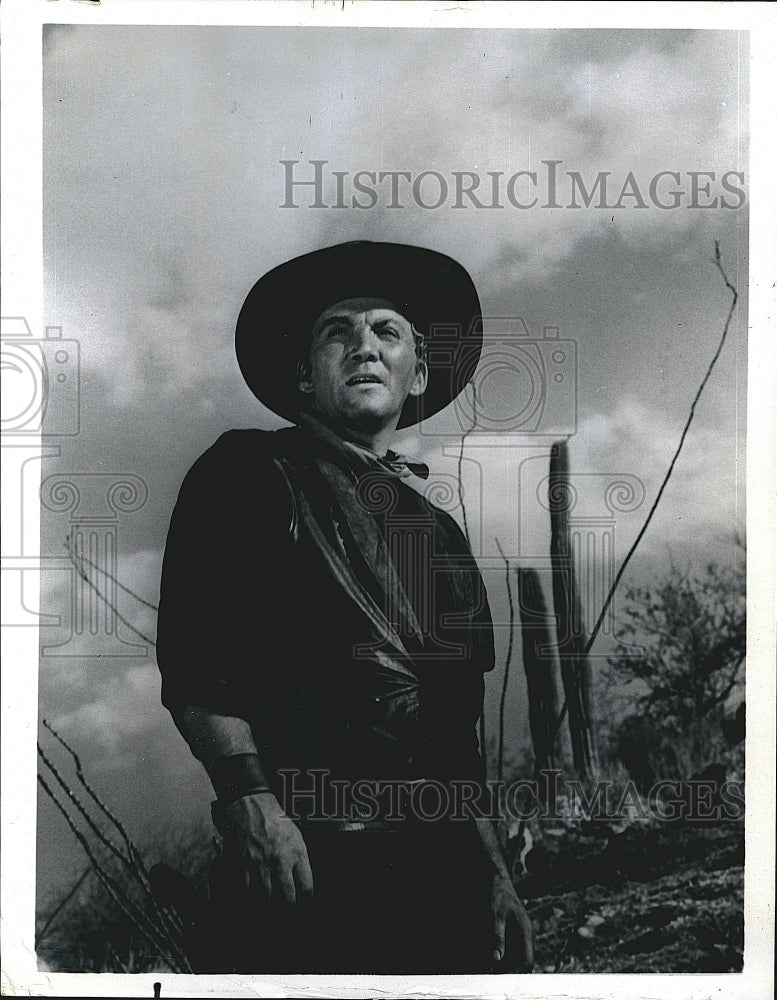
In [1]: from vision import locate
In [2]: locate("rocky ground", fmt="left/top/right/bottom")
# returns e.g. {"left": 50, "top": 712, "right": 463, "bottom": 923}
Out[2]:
{"left": 37, "top": 812, "right": 745, "bottom": 975}
{"left": 518, "top": 819, "right": 744, "bottom": 973}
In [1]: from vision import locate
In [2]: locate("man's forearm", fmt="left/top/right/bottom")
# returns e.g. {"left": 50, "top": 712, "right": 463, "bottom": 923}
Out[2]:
{"left": 181, "top": 704, "right": 272, "bottom": 802}
{"left": 181, "top": 706, "right": 313, "bottom": 903}
{"left": 474, "top": 817, "right": 512, "bottom": 881}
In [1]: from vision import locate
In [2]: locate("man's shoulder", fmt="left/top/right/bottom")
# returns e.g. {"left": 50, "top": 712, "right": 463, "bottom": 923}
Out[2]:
{"left": 192, "top": 426, "right": 307, "bottom": 470}
{"left": 173, "top": 428, "right": 306, "bottom": 527}
{"left": 175, "top": 427, "right": 307, "bottom": 502}
{"left": 210, "top": 425, "right": 303, "bottom": 453}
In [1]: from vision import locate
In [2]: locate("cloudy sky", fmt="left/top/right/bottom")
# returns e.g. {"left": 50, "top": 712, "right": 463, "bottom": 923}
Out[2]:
{"left": 35, "top": 24, "right": 748, "bottom": 908}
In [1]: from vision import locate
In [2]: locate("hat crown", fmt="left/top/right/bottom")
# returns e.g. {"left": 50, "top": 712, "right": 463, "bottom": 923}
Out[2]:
{"left": 235, "top": 241, "right": 483, "bottom": 428}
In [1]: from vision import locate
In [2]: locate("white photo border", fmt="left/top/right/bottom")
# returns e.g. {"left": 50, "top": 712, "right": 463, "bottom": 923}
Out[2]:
{"left": 2, "top": 2, "right": 775, "bottom": 997}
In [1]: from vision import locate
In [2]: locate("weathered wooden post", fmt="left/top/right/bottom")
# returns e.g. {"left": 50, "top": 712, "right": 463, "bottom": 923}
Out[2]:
{"left": 549, "top": 440, "right": 597, "bottom": 778}
{"left": 515, "top": 567, "right": 561, "bottom": 773}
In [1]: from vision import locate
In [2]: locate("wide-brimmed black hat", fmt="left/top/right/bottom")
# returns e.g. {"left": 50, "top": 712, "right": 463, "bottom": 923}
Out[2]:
{"left": 235, "top": 241, "right": 483, "bottom": 428}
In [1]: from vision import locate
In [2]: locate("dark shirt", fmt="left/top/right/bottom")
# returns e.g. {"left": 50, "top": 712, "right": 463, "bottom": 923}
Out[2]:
{"left": 157, "top": 421, "right": 495, "bottom": 796}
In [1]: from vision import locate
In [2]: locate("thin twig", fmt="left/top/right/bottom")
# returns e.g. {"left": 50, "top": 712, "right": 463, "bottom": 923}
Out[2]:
{"left": 458, "top": 382, "right": 487, "bottom": 762}
{"left": 37, "top": 740, "right": 183, "bottom": 950}
{"left": 457, "top": 382, "right": 478, "bottom": 548}
{"left": 38, "top": 743, "right": 131, "bottom": 873}
{"left": 495, "top": 538, "right": 516, "bottom": 784}
{"left": 35, "top": 868, "right": 90, "bottom": 949}
{"left": 64, "top": 537, "right": 158, "bottom": 611}
{"left": 42, "top": 720, "right": 150, "bottom": 883}
{"left": 37, "top": 739, "right": 186, "bottom": 955}
{"left": 543, "top": 242, "right": 738, "bottom": 758}
{"left": 41, "top": 720, "right": 182, "bottom": 945}
{"left": 103, "top": 940, "right": 129, "bottom": 974}
{"left": 66, "top": 539, "right": 155, "bottom": 646}
{"left": 37, "top": 773, "right": 189, "bottom": 971}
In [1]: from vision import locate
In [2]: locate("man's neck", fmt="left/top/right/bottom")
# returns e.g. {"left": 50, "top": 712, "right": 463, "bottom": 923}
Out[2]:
{"left": 310, "top": 410, "right": 398, "bottom": 457}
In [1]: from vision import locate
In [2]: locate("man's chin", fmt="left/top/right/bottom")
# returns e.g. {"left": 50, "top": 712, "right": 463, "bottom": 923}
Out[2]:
{"left": 336, "top": 404, "right": 400, "bottom": 431}
{"left": 343, "top": 393, "right": 389, "bottom": 414}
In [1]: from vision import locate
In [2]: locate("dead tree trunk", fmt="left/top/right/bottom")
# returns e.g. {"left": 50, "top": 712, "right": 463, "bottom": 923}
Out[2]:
{"left": 549, "top": 440, "right": 597, "bottom": 778}
{"left": 515, "top": 567, "right": 560, "bottom": 773}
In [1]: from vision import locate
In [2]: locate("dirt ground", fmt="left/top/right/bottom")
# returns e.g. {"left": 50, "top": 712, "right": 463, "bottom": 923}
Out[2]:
{"left": 518, "top": 819, "right": 744, "bottom": 973}
{"left": 36, "top": 810, "right": 744, "bottom": 975}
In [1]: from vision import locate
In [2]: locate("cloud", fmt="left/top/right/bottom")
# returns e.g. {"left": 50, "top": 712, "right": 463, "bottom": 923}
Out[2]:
{"left": 34, "top": 25, "right": 748, "bottom": 909}
{"left": 43, "top": 27, "right": 748, "bottom": 399}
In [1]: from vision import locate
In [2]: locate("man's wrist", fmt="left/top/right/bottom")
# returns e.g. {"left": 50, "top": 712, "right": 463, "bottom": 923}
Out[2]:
{"left": 181, "top": 705, "right": 258, "bottom": 769}
{"left": 210, "top": 752, "right": 272, "bottom": 805}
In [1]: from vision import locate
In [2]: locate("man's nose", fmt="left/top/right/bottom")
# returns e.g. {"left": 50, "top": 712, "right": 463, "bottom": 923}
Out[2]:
{"left": 348, "top": 321, "right": 380, "bottom": 361}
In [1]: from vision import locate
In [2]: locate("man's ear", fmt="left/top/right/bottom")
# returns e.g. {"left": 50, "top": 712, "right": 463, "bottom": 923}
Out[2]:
{"left": 407, "top": 359, "right": 428, "bottom": 398}
{"left": 297, "top": 360, "right": 315, "bottom": 394}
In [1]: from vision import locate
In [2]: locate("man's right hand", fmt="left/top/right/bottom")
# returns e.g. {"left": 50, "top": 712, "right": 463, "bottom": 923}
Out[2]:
{"left": 222, "top": 792, "right": 314, "bottom": 903}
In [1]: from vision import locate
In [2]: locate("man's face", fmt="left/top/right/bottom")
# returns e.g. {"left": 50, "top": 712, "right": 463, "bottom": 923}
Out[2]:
{"left": 300, "top": 297, "right": 428, "bottom": 430}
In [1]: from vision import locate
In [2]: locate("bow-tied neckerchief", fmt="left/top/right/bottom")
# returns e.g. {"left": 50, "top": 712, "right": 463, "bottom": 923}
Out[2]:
{"left": 297, "top": 412, "right": 427, "bottom": 648}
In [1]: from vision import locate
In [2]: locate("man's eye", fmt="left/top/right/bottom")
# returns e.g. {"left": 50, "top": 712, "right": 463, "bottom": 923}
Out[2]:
{"left": 326, "top": 326, "right": 348, "bottom": 338}
{"left": 380, "top": 326, "right": 400, "bottom": 338}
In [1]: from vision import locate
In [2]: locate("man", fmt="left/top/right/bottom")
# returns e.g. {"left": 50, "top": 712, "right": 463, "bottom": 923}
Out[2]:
{"left": 157, "top": 241, "right": 534, "bottom": 974}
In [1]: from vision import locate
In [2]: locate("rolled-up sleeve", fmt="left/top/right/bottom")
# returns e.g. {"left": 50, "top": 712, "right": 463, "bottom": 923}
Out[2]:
{"left": 157, "top": 430, "right": 291, "bottom": 727}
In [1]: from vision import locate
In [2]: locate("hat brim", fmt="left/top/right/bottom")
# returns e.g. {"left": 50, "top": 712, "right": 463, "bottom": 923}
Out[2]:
{"left": 235, "top": 241, "right": 483, "bottom": 429}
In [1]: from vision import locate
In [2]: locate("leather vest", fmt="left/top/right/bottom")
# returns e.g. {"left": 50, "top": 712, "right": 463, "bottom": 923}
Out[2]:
{"left": 157, "top": 428, "right": 494, "bottom": 794}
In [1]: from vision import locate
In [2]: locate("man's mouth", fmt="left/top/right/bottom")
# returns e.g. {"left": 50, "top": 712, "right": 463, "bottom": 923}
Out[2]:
{"left": 345, "top": 374, "right": 383, "bottom": 386}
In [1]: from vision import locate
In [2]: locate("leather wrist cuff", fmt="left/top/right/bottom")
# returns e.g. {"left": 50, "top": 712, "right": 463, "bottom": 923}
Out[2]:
{"left": 211, "top": 753, "right": 270, "bottom": 805}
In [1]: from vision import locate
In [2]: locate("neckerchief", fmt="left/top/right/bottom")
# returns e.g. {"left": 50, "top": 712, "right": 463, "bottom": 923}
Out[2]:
{"left": 296, "top": 412, "right": 428, "bottom": 649}
{"left": 298, "top": 412, "right": 429, "bottom": 481}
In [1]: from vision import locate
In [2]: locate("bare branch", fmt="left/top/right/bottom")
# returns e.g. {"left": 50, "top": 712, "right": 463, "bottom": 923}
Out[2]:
{"left": 548, "top": 244, "right": 739, "bottom": 744}
{"left": 65, "top": 538, "right": 155, "bottom": 646}
{"left": 457, "top": 384, "right": 487, "bottom": 763}
{"left": 64, "top": 535, "right": 158, "bottom": 611}
{"left": 457, "top": 382, "right": 478, "bottom": 548}
{"left": 39, "top": 725, "right": 183, "bottom": 949}
{"left": 494, "top": 537, "right": 515, "bottom": 784}
{"left": 37, "top": 773, "right": 190, "bottom": 971}
{"left": 35, "top": 869, "right": 90, "bottom": 949}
